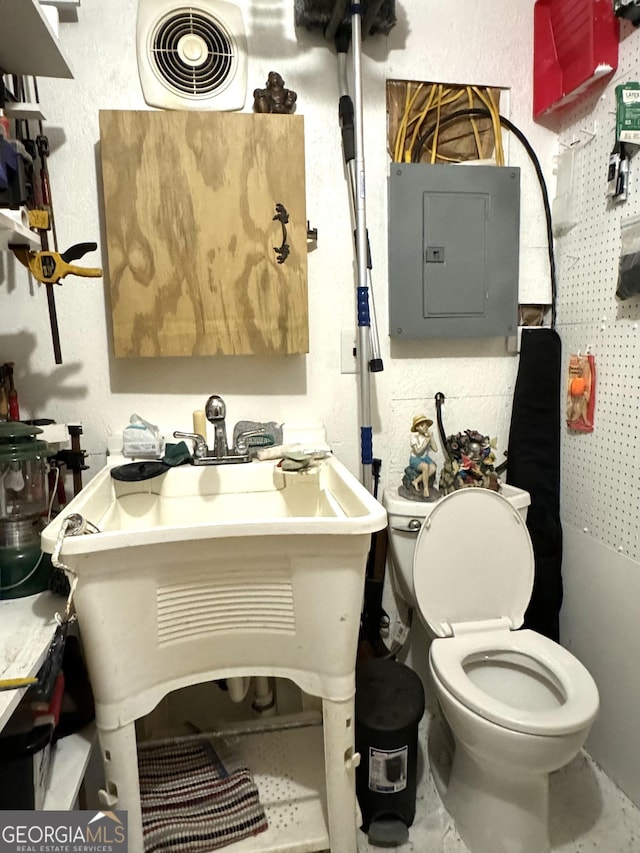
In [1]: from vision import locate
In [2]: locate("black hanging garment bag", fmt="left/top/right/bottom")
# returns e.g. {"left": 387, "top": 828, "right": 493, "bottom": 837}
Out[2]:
{"left": 506, "top": 328, "right": 563, "bottom": 641}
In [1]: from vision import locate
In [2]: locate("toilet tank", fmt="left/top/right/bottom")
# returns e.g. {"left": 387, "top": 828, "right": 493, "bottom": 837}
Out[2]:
{"left": 383, "top": 484, "right": 531, "bottom": 607}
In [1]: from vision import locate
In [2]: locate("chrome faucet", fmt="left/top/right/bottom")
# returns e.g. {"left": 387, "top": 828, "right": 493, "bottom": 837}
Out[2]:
{"left": 205, "top": 395, "right": 229, "bottom": 458}
{"left": 173, "top": 395, "right": 265, "bottom": 465}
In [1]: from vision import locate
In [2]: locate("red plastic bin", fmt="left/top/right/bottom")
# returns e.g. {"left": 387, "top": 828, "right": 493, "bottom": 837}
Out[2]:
{"left": 533, "top": 0, "right": 619, "bottom": 119}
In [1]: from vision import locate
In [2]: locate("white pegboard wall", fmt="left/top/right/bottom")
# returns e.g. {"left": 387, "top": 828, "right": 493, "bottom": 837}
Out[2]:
{"left": 556, "top": 30, "right": 640, "bottom": 562}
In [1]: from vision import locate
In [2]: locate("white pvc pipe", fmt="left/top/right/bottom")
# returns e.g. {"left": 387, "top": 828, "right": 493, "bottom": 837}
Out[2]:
{"left": 252, "top": 676, "right": 275, "bottom": 716}
{"left": 226, "top": 676, "right": 251, "bottom": 703}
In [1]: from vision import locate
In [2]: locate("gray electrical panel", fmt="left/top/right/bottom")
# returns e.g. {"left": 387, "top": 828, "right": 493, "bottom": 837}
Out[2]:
{"left": 388, "top": 163, "right": 520, "bottom": 339}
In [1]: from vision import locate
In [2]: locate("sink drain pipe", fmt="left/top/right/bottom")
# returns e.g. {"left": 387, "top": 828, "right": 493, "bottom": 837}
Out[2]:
{"left": 252, "top": 676, "right": 276, "bottom": 716}
{"left": 226, "top": 677, "right": 251, "bottom": 704}
{"left": 225, "top": 676, "right": 275, "bottom": 716}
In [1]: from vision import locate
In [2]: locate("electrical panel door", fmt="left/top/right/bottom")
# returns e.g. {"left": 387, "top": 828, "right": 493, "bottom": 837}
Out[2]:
{"left": 388, "top": 163, "right": 520, "bottom": 339}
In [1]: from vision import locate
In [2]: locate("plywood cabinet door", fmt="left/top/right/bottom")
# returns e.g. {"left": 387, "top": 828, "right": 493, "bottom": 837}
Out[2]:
{"left": 99, "top": 110, "right": 308, "bottom": 357}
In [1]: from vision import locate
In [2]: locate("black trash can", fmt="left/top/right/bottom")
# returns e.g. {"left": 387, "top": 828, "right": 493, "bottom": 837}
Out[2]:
{"left": 355, "top": 658, "right": 425, "bottom": 844}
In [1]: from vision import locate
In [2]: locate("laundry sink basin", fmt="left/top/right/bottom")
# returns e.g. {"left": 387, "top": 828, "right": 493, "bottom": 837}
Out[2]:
{"left": 39, "top": 454, "right": 387, "bottom": 727}
{"left": 41, "top": 455, "right": 385, "bottom": 552}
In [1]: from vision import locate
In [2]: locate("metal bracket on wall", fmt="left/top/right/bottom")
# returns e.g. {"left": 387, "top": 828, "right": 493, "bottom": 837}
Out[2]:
{"left": 306, "top": 221, "right": 318, "bottom": 251}
{"left": 559, "top": 122, "right": 598, "bottom": 151}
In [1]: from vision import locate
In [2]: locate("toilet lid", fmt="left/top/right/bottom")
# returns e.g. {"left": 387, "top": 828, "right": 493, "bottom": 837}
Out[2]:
{"left": 413, "top": 489, "right": 534, "bottom": 637}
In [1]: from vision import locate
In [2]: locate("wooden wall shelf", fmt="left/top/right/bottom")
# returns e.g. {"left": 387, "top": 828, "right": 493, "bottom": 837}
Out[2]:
{"left": 0, "top": 207, "right": 41, "bottom": 250}
{"left": 0, "top": 0, "right": 73, "bottom": 78}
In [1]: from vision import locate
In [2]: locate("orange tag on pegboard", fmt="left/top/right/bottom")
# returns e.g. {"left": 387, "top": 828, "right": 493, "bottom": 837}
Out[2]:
{"left": 566, "top": 353, "right": 596, "bottom": 432}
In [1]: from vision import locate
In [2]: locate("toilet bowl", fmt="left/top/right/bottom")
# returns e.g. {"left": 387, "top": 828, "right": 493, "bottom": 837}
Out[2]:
{"left": 383, "top": 486, "right": 599, "bottom": 853}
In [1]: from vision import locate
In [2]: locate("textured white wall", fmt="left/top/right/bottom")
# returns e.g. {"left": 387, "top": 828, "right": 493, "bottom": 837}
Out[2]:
{"left": 0, "top": 0, "right": 555, "bottom": 491}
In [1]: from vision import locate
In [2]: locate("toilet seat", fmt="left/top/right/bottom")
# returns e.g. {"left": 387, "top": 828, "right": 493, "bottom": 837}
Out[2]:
{"left": 430, "top": 628, "right": 600, "bottom": 735}
{"left": 413, "top": 489, "right": 599, "bottom": 736}
{"left": 413, "top": 488, "right": 535, "bottom": 638}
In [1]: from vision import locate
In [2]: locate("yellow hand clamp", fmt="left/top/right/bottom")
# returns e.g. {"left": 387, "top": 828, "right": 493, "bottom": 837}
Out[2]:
{"left": 13, "top": 242, "right": 102, "bottom": 285}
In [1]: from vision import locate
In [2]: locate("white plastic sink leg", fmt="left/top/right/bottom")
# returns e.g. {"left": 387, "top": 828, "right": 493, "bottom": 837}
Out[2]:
{"left": 322, "top": 696, "right": 358, "bottom": 852}
{"left": 97, "top": 721, "right": 144, "bottom": 852}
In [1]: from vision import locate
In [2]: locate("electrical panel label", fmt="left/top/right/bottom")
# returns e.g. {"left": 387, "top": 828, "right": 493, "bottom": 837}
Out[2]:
{"left": 368, "top": 745, "right": 408, "bottom": 793}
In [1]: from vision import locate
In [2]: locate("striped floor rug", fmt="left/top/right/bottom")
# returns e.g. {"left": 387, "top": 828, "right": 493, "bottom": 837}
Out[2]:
{"left": 138, "top": 737, "right": 268, "bottom": 852}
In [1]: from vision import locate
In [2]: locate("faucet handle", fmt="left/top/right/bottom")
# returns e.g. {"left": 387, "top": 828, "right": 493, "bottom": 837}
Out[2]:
{"left": 173, "top": 431, "right": 208, "bottom": 458}
{"left": 234, "top": 428, "right": 267, "bottom": 454}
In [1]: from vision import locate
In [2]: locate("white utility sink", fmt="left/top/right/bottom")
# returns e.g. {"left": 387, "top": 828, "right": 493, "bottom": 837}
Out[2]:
{"left": 39, "top": 454, "right": 387, "bottom": 712}
{"left": 40, "top": 454, "right": 386, "bottom": 853}
{"left": 41, "top": 455, "right": 386, "bottom": 550}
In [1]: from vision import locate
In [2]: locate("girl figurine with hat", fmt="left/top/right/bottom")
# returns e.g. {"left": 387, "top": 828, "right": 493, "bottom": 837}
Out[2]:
{"left": 400, "top": 414, "right": 440, "bottom": 501}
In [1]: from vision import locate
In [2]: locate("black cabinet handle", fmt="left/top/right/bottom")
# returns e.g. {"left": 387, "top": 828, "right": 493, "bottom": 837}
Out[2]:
{"left": 273, "top": 202, "right": 290, "bottom": 264}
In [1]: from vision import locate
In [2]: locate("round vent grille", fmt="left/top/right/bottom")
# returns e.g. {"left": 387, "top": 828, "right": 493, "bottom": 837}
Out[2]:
{"left": 151, "top": 9, "right": 236, "bottom": 98}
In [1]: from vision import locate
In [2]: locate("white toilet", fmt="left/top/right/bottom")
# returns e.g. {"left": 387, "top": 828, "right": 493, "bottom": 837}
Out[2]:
{"left": 383, "top": 486, "right": 599, "bottom": 853}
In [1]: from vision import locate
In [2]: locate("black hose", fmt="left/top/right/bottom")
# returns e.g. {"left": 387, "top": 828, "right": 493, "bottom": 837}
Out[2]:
{"left": 434, "top": 392, "right": 450, "bottom": 461}
{"left": 365, "top": 457, "right": 382, "bottom": 578}
{"left": 494, "top": 458, "right": 508, "bottom": 476}
{"left": 371, "top": 457, "right": 382, "bottom": 499}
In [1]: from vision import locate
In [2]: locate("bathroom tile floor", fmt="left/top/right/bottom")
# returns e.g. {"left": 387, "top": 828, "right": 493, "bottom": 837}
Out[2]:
{"left": 356, "top": 715, "right": 640, "bottom": 853}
